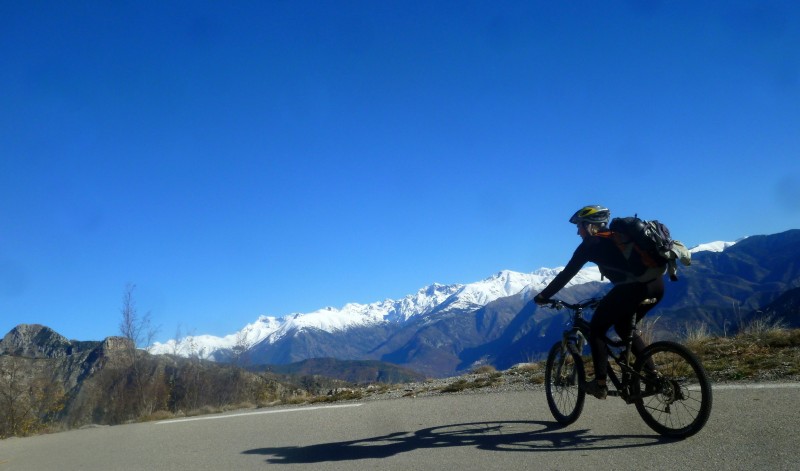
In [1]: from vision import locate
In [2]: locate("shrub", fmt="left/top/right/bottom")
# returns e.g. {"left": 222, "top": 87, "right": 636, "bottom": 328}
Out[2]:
{"left": 471, "top": 365, "right": 497, "bottom": 375}
{"left": 739, "top": 314, "right": 788, "bottom": 336}
{"left": 141, "top": 410, "right": 174, "bottom": 422}
{"left": 683, "top": 322, "right": 713, "bottom": 351}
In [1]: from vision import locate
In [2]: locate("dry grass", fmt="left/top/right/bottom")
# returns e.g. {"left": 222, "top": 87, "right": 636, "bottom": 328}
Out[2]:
{"left": 471, "top": 365, "right": 498, "bottom": 375}
{"left": 439, "top": 372, "right": 504, "bottom": 393}
{"left": 688, "top": 328, "right": 800, "bottom": 381}
{"left": 512, "top": 362, "right": 545, "bottom": 384}
{"left": 683, "top": 322, "right": 713, "bottom": 346}
{"left": 308, "top": 389, "right": 365, "bottom": 403}
{"left": 639, "top": 315, "right": 662, "bottom": 345}
{"left": 739, "top": 314, "right": 789, "bottom": 336}
{"left": 141, "top": 410, "right": 175, "bottom": 422}
{"left": 513, "top": 328, "right": 800, "bottom": 386}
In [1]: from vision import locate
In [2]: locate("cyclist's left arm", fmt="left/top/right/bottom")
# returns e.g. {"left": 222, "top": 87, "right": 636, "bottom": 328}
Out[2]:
{"left": 536, "top": 244, "right": 590, "bottom": 301}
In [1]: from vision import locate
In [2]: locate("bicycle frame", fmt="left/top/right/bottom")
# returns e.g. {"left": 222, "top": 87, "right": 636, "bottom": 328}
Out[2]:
{"left": 552, "top": 298, "right": 654, "bottom": 404}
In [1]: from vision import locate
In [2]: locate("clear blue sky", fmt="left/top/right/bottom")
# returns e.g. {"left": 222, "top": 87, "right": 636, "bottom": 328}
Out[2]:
{"left": 2, "top": 1, "right": 799, "bottom": 344}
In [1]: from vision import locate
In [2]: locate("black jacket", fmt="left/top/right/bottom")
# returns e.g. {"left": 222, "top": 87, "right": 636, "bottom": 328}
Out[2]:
{"left": 538, "top": 234, "right": 662, "bottom": 300}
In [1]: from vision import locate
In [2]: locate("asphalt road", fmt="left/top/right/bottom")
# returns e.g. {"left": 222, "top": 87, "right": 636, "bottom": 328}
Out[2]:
{"left": 2, "top": 383, "right": 799, "bottom": 470}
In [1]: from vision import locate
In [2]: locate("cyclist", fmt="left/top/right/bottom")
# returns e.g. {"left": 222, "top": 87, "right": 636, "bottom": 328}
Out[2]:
{"left": 533, "top": 205, "right": 665, "bottom": 399}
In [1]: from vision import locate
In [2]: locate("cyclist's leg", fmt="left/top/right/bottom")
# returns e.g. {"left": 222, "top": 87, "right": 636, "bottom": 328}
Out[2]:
{"left": 616, "top": 277, "right": 664, "bottom": 370}
{"left": 588, "top": 292, "right": 624, "bottom": 382}
{"left": 597, "top": 283, "right": 649, "bottom": 362}
{"left": 590, "top": 279, "right": 664, "bottom": 380}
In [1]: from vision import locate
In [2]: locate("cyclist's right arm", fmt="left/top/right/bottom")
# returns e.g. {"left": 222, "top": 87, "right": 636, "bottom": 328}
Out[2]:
{"left": 536, "top": 244, "right": 590, "bottom": 302}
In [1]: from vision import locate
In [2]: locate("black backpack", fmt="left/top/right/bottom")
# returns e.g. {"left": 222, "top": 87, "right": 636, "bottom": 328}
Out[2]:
{"left": 607, "top": 215, "right": 691, "bottom": 281}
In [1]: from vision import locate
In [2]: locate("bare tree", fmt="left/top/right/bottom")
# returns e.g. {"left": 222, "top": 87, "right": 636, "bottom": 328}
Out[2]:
{"left": 117, "top": 283, "right": 161, "bottom": 417}
{"left": 231, "top": 327, "right": 253, "bottom": 366}
{"left": 170, "top": 324, "right": 185, "bottom": 356}
{"left": 119, "top": 283, "right": 158, "bottom": 350}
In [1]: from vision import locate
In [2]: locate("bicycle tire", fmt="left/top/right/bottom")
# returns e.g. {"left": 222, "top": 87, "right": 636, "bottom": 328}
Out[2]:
{"left": 633, "top": 341, "right": 713, "bottom": 439}
{"left": 544, "top": 341, "right": 586, "bottom": 425}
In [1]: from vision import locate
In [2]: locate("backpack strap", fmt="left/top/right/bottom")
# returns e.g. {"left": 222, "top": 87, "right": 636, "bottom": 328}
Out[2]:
{"left": 596, "top": 230, "right": 636, "bottom": 260}
{"left": 597, "top": 230, "right": 664, "bottom": 281}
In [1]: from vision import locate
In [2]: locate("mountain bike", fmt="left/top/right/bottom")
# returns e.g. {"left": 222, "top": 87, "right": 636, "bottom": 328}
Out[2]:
{"left": 543, "top": 298, "right": 712, "bottom": 439}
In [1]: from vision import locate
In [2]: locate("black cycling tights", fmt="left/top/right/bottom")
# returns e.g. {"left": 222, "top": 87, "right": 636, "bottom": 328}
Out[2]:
{"left": 589, "top": 276, "right": 665, "bottom": 381}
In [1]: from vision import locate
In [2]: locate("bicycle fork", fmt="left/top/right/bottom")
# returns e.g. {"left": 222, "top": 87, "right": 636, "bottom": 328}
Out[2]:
{"left": 552, "top": 328, "right": 585, "bottom": 387}
{"left": 563, "top": 327, "right": 585, "bottom": 356}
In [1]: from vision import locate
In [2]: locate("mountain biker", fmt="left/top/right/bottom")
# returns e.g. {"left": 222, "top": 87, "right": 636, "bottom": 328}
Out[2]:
{"left": 533, "top": 205, "right": 665, "bottom": 399}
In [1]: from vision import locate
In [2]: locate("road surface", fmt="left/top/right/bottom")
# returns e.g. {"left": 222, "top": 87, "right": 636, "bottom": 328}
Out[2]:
{"left": 2, "top": 383, "right": 798, "bottom": 470}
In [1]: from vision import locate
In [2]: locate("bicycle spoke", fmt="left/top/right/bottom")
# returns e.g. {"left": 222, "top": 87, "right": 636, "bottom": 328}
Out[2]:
{"left": 545, "top": 342, "right": 585, "bottom": 425}
{"left": 633, "top": 341, "right": 712, "bottom": 438}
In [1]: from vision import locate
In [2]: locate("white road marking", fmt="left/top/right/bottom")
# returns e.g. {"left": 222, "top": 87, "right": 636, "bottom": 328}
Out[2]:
{"left": 156, "top": 403, "right": 363, "bottom": 425}
{"left": 155, "top": 382, "right": 799, "bottom": 425}
{"left": 713, "top": 382, "right": 800, "bottom": 390}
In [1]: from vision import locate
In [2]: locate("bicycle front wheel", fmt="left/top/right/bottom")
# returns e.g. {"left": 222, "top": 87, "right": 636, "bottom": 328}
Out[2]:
{"left": 544, "top": 341, "right": 586, "bottom": 425}
{"left": 633, "top": 341, "right": 713, "bottom": 439}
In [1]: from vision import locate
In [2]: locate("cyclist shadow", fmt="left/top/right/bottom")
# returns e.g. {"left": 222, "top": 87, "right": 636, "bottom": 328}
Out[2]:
{"left": 242, "top": 420, "right": 672, "bottom": 464}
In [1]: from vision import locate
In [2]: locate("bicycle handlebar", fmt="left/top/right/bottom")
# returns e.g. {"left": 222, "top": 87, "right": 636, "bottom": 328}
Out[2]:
{"left": 543, "top": 298, "right": 602, "bottom": 311}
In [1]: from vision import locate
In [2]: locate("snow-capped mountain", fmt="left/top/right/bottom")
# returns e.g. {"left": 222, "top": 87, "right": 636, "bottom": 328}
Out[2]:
{"left": 689, "top": 240, "right": 741, "bottom": 253}
{"left": 149, "top": 266, "right": 605, "bottom": 358}
{"left": 149, "top": 240, "right": 739, "bottom": 360}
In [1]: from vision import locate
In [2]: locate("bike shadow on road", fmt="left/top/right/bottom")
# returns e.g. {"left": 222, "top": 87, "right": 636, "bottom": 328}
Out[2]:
{"left": 242, "top": 420, "right": 675, "bottom": 464}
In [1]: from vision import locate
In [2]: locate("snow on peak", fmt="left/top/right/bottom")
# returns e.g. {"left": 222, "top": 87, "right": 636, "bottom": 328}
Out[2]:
{"left": 148, "top": 235, "right": 748, "bottom": 360}
{"left": 530, "top": 266, "right": 604, "bottom": 287}
{"left": 690, "top": 240, "right": 739, "bottom": 253}
{"left": 148, "top": 266, "right": 607, "bottom": 359}
{"left": 148, "top": 282, "right": 464, "bottom": 357}
{"left": 440, "top": 267, "right": 604, "bottom": 311}
{"left": 446, "top": 270, "right": 535, "bottom": 307}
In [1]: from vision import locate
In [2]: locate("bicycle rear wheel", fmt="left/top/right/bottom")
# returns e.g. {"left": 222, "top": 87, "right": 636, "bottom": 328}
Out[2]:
{"left": 633, "top": 341, "right": 712, "bottom": 439}
{"left": 544, "top": 341, "right": 586, "bottom": 425}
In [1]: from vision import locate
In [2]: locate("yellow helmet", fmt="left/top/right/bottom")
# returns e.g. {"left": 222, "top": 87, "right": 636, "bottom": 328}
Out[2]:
{"left": 569, "top": 205, "right": 610, "bottom": 225}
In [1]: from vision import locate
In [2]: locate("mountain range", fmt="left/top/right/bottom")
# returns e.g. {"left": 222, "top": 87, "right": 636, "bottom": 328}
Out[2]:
{"left": 149, "top": 267, "right": 604, "bottom": 358}
{"left": 147, "top": 230, "right": 800, "bottom": 377}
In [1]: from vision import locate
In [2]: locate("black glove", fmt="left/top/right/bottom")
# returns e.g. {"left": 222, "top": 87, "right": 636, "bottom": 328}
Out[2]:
{"left": 533, "top": 294, "right": 549, "bottom": 305}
